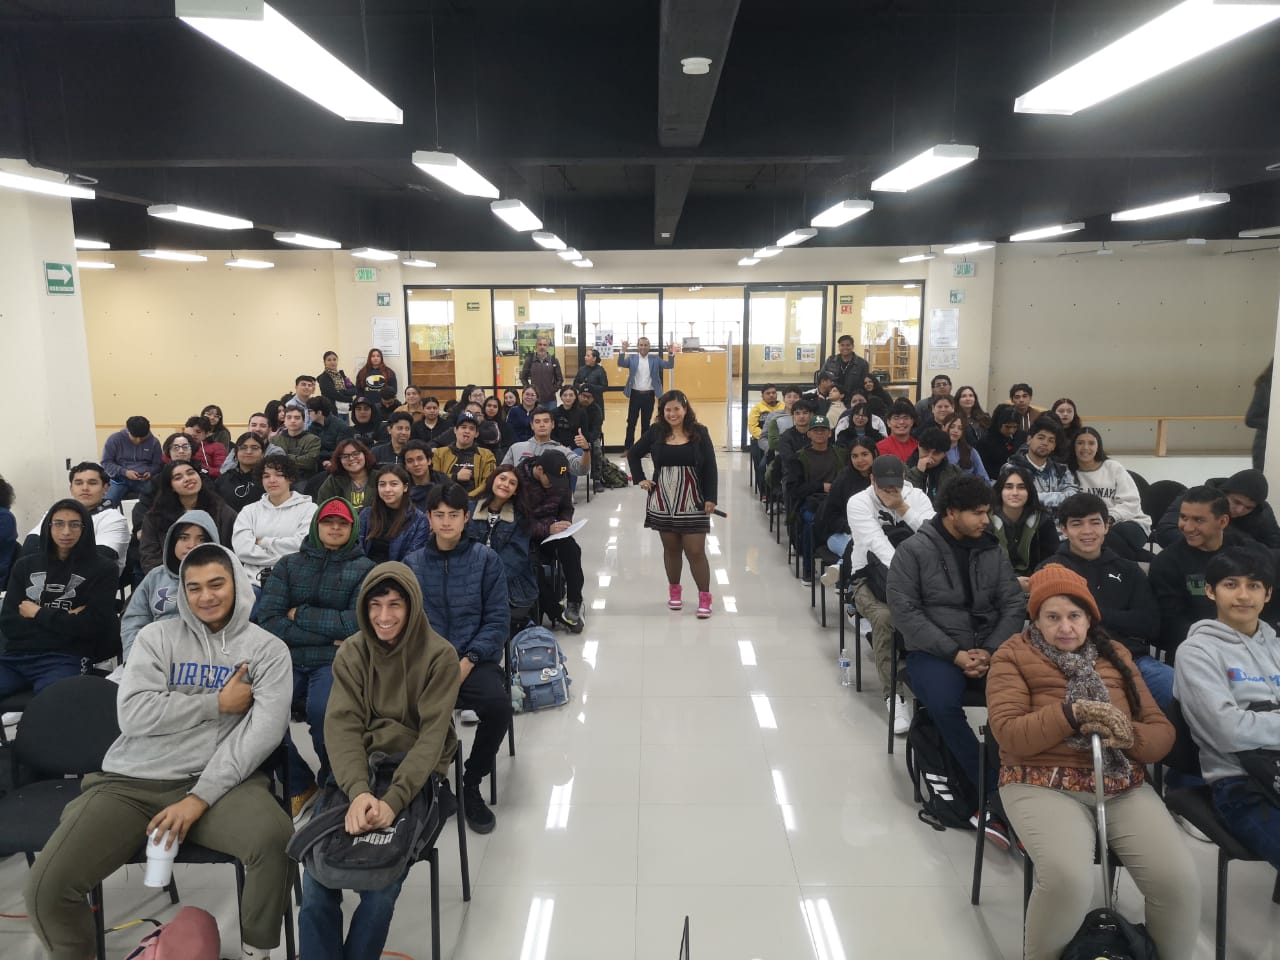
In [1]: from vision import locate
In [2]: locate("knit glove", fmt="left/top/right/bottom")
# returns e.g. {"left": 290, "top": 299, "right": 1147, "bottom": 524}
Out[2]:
{"left": 1073, "top": 700, "right": 1135, "bottom": 750}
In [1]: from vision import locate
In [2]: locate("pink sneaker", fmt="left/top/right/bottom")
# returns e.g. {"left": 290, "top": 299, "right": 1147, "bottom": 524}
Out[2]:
{"left": 696, "top": 592, "right": 713, "bottom": 618}
{"left": 668, "top": 584, "right": 683, "bottom": 610}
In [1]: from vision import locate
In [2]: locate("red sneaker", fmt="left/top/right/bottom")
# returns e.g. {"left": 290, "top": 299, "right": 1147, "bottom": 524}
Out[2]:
{"left": 696, "top": 592, "right": 713, "bottom": 618}
{"left": 668, "top": 584, "right": 683, "bottom": 610}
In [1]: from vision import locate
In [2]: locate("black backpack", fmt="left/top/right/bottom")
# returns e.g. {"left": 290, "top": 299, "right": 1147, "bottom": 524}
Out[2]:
{"left": 861, "top": 521, "right": 916, "bottom": 602}
{"left": 905, "top": 708, "right": 976, "bottom": 831}
{"left": 1060, "top": 911, "right": 1159, "bottom": 960}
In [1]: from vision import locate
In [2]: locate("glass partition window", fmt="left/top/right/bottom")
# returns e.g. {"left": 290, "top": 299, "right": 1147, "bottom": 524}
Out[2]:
{"left": 406, "top": 291, "right": 458, "bottom": 391}
{"left": 491, "top": 289, "right": 580, "bottom": 391}
{"left": 834, "top": 283, "right": 922, "bottom": 398}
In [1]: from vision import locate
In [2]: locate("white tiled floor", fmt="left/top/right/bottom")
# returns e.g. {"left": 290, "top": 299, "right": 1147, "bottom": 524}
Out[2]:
{"left": 2, "top": 451, "right": 1278, "bottom": 959}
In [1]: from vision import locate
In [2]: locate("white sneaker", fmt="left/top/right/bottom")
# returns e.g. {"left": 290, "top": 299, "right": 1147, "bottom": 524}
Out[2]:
{"left": 1, "top": 712, "right": 21, "bottom": 726}
{"left": 820, "top": 565, "right": 841, "bottom": 588}
{"left": 891, "top": 695, "right": 911, "bottom": 735}
{"left": 459, "top": 709, "right": 480, "bottom": 725}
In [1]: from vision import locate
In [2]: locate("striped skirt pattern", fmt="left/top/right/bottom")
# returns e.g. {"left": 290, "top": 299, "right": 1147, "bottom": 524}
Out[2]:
{"left": 644, "top": 465, "right": 710, "bottom": 533}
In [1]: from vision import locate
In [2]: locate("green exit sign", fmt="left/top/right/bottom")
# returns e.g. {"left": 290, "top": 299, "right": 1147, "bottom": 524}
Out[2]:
{"left": 466, "top": 301, "right": 480, "bottom": 311}
{"left": 355, "top": 267, "right": 377, "bottom": 282}
{"left": 952, "top": 262, "right": 976, "bottom": 278}
{"left": 45, "top": 261, "right": 75, "bottom": 296}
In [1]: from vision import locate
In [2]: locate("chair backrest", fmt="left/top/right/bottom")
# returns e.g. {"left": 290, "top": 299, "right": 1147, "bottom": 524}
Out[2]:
{"left": 1162, "top": 698, "right": 1203, "bottom": 779}
{"left": 15, "top": 676, "right": 120, "bottom": 780}
{"left": 1143, "top": 480, "right": 1187, "bottom": 528}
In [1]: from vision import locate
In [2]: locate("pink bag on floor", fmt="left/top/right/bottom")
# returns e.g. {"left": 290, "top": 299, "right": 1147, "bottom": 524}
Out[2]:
{"left": 125, "top": 906, "right": 220, "bottom": 960}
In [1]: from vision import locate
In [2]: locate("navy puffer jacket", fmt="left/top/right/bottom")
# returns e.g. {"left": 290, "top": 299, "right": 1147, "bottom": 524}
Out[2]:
{"left": 405, "top": 536, "right": 509, "bottom": 662}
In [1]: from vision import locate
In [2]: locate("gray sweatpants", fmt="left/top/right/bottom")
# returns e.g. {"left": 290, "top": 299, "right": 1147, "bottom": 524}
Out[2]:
{"left": 1000, "top": 781, "right": 1200, "bottom": 960}
{"left": 25, "top": 771, "right": 294, "bottom": 959}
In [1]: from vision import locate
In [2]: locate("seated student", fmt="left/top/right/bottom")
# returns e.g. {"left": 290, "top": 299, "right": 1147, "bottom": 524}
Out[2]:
{"left": 1041, "top": 493, "right": 1168, "bottom": 706}
{"left": 430, "top": 401, "right": 503, "bottom": 454}
{"left": 217, "top": 433, "right": 267, "bottom": 513}
{"left": 913, "top": 374, "right": 952, "bottom": 426}
{"left": 784, "top": 415, "right": 847, "bottom": 583}
{"left": 121, "top": 510, "right": 218, "bottom": 662}
{"left": 231, "top": 455, "right": 318, "bottom": 588}
{"left": 315, "top": 438, "right": 376, "bottom": 511}
{"left": 848, "top": 455, "right": 936, "bottom": 734}
{"left": 824, "top": 383, "right": 848, "bottom": 424}
{"left": 223, "top": 414, "right": 286, "bottom": 474}
{"left": 1009, "top": 415, "right": 1079, "bottom": 520}
{"left": 26, "top": 462, "right": 131, "bottom": 574}
{"left": 861, "top": 373, "right": 894, "bottom": 409}
{"left": 505, "top": 386, "right": 539, "bottom": 445}
{"left": 748, "top": 384, "right": 785, "bottom": 484}
{"left": 348, "top": 395, "right": 387, "bottom": 449}
{"left": 954, "top": 385, "right": 992, "bottom": 446}
{"left": 406, "top": 483, "right": 512, "bottom": 833}
{"left": 990, "top": 463, "right": 1060, "bottom": 592}
{"left": 1051, "top": 397, "right": 1083, "bottom": 452}
{"left": 518, "top": 450, "right": 588, "bottom": 632}
{"left": 139, "top": 461, "right": 238, "bottom": 572}
{"left": 1175, "top": 544, "right": 1280, "bottom": 871}
{"left": 378, "top": 385, "right": 402, "bottom": 424}
{"left": 298, "top": 562, "right": 461, "bottom": 960}
{"left": 1066, "top": 426, "right": 1151, "bottom": 560}
{"left": 878, "top": 398, "right": 920, "bottom": 463}
{"left": 467, "top": 465, "right": 538, "bottom": 612}
{"left": 1150, "top": 485, "right": 1250, "bottom": 662}
{"left": 102, "top": 415, "right": 164, "bottom": 507}
{"left": 0, "top": 474, "right": 14, "bottom": 589}
{"left": 24, "top": 543, "right": 293, "bottom": 960}
{"left": 815, "top": 437, "right": 877, "bottom": 563}
{"left": 259, "top": 498, "right": 374, "bottom": 817}
{"left": 286, "top": 374, "right": 319, "bottom": 427}
{"left": 396, "top": 384, "right": 427, "bottom": 422}
{"left": 358, "top": 465, "right": 430, "bottom": 564}
{"left": 371, "top": 411, "right": 414, "bottom": 466}
{"left": 402, "top": 439, "right": 437, "bottom": 509}
{"left": 1154, "top": 468, "right": 1280, "bottom": 550}
{"left": 574, "top": 386, "right": 605, "bottom": 481}
{"left": 317, "top": 350, "right": 356, "bottom": 417}
{"left": 941, "top": 413, "right": 989, "bottom": 482}
{"left": 763, "top": 385, "right": 802, "bottom": 456}
{"left": 888, "top": 474, "right": 1026, "bottom": 843}
{"left": 0, "top": 499, "right": 120, "bottom": 695}
{"left": 772, "top": 397, "right": 815, "bottom": 496}
{"left": 185, "top": 415, "right": 228, "bottom": 479}
{"left": 975, "top": 404, "right": 1024, "bottom": 478}
{"left": 1007, "top": 381, "right": 1043, "bottom": 434}
{"left": 912, "top": 393, "right": 956, "bottom": 439}
{"left": 306, "top": 396, "right": 352, "bottom": 471}
{"left": 803, "top": 372, "right": 836, "bottom": 416}
{"left": 433, "top": 410, "right": 499, "bottom": 497}
{"left": 276, "top": 406, "right": 322, "bottom": 477}
{"left": 410, "top": 394, "right": 451, "bottom": 445}
{"left": 905, "top": 426, "right": 963, "bottom": 506}
{"left": 482, "top": 395, "right": 514, "bottom": 458}
{"left": 833, "top": 401, "right": 885, "bottom": 450}
{"left": 551, "top": 385, "right": 585, "bottom": 448}
{"left": 502, "top": 406, "right": 591, "bottom": 474}
{"left": 988, "top": 566, "right": 1199, "bottom": 960}
{"left": 201, "top": 405, "right": 233, "bottom": 450}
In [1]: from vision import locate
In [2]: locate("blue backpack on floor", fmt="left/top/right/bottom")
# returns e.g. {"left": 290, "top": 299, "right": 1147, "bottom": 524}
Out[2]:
{"left": 508, "top": 624, "right": 572, "bottom": 712}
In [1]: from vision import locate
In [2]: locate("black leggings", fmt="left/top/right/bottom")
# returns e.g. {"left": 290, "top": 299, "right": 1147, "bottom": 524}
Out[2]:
{"left": 659, "top": 530, "right": 710, "bottom": 592}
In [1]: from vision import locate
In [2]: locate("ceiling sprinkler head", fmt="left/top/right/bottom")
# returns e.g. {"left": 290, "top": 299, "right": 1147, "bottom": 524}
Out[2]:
{"left": 681, "top": 56, "right": 712, "bottom": 75}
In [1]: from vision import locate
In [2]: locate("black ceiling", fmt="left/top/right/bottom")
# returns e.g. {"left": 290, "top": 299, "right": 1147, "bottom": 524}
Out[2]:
{"left": 3, "top": 0, "right": 1280, "bottom": 252}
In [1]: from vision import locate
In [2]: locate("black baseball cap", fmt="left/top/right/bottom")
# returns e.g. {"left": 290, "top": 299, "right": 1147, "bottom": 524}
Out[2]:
{"left": 871, "top": 455, "right": 905, "bottom": 488}
{"left": 534, "top": 449, "right": 572, "bottom": 490}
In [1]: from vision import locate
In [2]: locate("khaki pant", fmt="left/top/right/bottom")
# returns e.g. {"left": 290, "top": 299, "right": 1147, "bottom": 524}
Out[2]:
{"left": 852, "top": 581, "right": 903, "bottom": 698}
{"left": 1000, "top": 781, "right": 1200, "bottom": 960}
{"left": 26, "top": 771, "right": 294, "bottom": 959}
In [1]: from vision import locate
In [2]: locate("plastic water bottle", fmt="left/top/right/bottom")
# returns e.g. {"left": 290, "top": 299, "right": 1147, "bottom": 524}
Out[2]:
{"left": 838, "top": 647, "right": 851, "bottom": 687}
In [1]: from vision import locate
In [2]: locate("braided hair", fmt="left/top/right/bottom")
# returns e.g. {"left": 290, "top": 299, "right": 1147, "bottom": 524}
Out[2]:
{"left": 1087, "top": 625, "right": 1143, "bottom": 716}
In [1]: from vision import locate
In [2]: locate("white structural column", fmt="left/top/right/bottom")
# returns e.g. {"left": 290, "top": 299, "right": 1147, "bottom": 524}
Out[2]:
{"left": 0, "top": 160, "right": 100, "bottom": 532}
{"left": 1265, "top": 287, "right": 1280, "bottom": 494}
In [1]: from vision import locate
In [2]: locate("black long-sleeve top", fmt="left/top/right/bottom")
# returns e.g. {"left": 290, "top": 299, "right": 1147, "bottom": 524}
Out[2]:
{"left": 627, "top": 424, "right": 718, "bottom": 505}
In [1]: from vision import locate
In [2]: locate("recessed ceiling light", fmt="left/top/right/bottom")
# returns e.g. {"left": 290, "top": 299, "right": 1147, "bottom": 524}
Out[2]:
{"left": 74, "top": 238, "right": 110, "bottom": 250}
{"left": 531, "top": 232, "right": 566, "bottom": 250}
{"left": 1111, "top": 192, "right": 1229, "bottom": 221}
{"left": 898, "top": 252, "right": 937, "bottom": 263}
{"left": 0, "top": 168, "right": 95, "bottom": 199}
{"left": 680, "top": 56, "right": 711, "bottom": 75}
{"left": 659, "top": 231, "right": 672, "bottom": 238}
{"left": 274, "top": 231, "right": 341, "bottom": 249}
{"left": 77, "top": 260, "right": 115, "bottom": 270}
{"left": 738, "top": 257, "right": 760, "bottom": 266}
{"left": 148, "top": 203, "right": 252, "bottom": 230}
{"left": 752, "top": 246, "right": 783, "bottom": 258}
{"left": 225, "top": 257, "right": 275, "bottom": 269}
{"left": 139, "top": 249, "right": 207, "bottom": 262}
{"left": 1239, "top": 225, "right": 1280, "bottom": 238}
{"left": 903, "top": 283, "right": 919, "bottom": 288}
{"left": 412, "top": 151, "right": 499, "bottom": 199}
{"left": 810, "top": 199, "right": 874, "bottom": 228}
{"left": 1009, "top": 222, "right": 1086, "bottom": 242}
{"left": 557, "top": 248, "right": 582, "bottom": 261}
{"left": 351, "top": 247, "right": 398, "bottom": 261}
{"left": 571, "top": 258, "right": 593, "bottom": 268}
{"left": 871, "top": 144, "right": 979, "bottom": 192}
{"left": 776, "top": 228, "right": 818, "bottom": 247}
{"left": 534, "top": 287, "right": 556, "bottom": 293}
{"left": 490, "top": 199, "right": 543, "bottom": 232}
{"left": 943, "top": 241, "right": 994, "bottom": 255}
{"left": 401, "top": 257, "right": 437, "bottom": 268}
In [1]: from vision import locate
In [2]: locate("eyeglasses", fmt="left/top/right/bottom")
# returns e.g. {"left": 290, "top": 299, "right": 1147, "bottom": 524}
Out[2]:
{"left": 169, "top": 442, "right": 192, "bottom": 450}
{"left": 341, "top": 452, "right": 365, "bottom": 461}
{"left": 51, "top": 520, "right": 83, "bottom": 531}
{"left": 238, "top": 444, "right": 262, "bottom": 452}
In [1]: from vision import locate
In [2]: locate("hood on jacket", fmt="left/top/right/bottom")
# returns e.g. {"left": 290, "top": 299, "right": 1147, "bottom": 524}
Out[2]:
{"left": 262, "top": 489, "right": 315, "bottom": 512}
{"left": 472, "top": 498, "right": 517, "bottom": 525}
{"left": 309, "top": 496, "right": 361, "bottom": 552}
{"left": 355, "top": 561, "right": 451, "bottom": 662}
{"left": 175, "top": 543, "right": 256, "bottom": 647}
{"left": 163, "top": 509, "right": 221, "bottom": 576}
{"left": 39, "top": 497, "right": 99, "bottom": 564}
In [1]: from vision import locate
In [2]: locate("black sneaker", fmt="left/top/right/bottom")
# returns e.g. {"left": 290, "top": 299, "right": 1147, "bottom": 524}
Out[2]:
{"left": 437, "top": 780, "right": 458, "bottom": 821}
{"left": 463, "top": 784, "right": 496, "bottom": 834}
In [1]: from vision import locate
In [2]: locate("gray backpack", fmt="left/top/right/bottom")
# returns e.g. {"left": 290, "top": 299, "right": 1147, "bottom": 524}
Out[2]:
{"left": 509, "top": 624, "right": 572, "bottom": 712}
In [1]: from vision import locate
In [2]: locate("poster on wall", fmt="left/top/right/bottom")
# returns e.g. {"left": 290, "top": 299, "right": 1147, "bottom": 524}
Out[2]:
{"left": 929, "top": 348, "right": 959, "bottom": 369}
{"left": 516, "top": 323, "right": 556, "bottom": 362}
{"left": 371, "top": 317, "right": 401, "bottom": 357}
{"left": 795, "top": 345, "right": 817, "bottom": 364}
{"left": 929, "top": 308, "right": 959, "bottom": 349}
{"left": 594, "top": 329, "right": 615, "bottom": 359}
{"left": 763, "top": 345, "right": 783, "bottom": 361}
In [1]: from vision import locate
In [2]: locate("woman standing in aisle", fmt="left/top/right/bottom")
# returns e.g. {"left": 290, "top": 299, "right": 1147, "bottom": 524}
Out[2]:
{"left": 628, "top": 390, "right": 718, "bottom": 618}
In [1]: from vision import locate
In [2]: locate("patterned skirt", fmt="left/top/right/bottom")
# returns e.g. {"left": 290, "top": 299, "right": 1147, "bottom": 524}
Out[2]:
{"left": 644, "top": 465, "right": 710, "bottom": 533}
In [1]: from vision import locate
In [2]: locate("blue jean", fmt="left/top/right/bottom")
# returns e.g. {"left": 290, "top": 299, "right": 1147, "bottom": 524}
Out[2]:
{"left": 905, "top": 651, "right": 996, "bottom": 796}
{"left": 0, "top": 652, "right": 83, "bottom": 697}
{"left": 105, "top": 476, "right": 150, "bottom": 506}
{"left": 827, "top": 533, "right": 851, "bottom": 556}
{"left": 1212, "top": 776, "right": 1280, "bottom": 870}
{"left": 1135, "top": 654, "right": 1174, "bottom": 710}
{"left": 288, "top": 664, "right": 335, "bottom": 792}
{"left": 800, "top": 509, "right": 816, "bottom": 577}
{"left": 299, "top": 862, "right": 410, "bottom": 960}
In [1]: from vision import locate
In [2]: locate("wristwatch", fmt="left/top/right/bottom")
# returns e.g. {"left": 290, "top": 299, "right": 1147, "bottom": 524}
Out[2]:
{"left": 465, "top": 652, "right": 480, "bottom": 664}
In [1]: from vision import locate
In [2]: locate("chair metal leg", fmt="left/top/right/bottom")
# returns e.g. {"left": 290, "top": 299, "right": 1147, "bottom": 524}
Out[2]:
{"left": 165, "top": 874, "right": 180, "bottom": 905}
{"left": 283, "top": 863, "right": 298, "bottom": 960}
{"left": 1216, "top": 850, "right": 1229, "bottom": 960}
{"left": 818, "top": 579, "right": 827, "bottom": 627}
{"left": 429, "top": 848, "right": 442, "bottom": 960}
{"left": 971, "top": 726, "right": 988, "bottom": 905}
{"left": 454, "top": 745, "right": 471, "bottom": 902}
{"left": 887, "top": 646, "right": 898, "bottom": 756}
{"left": 91, "top": 883, "right": 106, "bottom": 960}
{"left": 234, "top": 860, "right": 247, "bottom": 945}
{"left": 837, "top": 589, "right": 846, "bottom": 659}
{"left": 1272, "top": 870, "right": 1280, "bottom": 905}
{"left": 853, "top": 610, "right": 863, "bottom": 692}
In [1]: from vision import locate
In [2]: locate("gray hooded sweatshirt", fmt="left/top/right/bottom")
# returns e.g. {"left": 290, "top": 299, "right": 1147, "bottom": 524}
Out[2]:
{"left": 1173, "top": 616, "right": 1280, "bottom": 782}
{"left": 119, "top": 509, "right": 220, "bottom": 662}
{"left": 103, "top": 544, "right": 292, "bottom": 807}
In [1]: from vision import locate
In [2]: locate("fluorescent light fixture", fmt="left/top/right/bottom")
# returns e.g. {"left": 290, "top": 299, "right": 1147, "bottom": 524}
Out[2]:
{"left": 871, "top": 144, "right": 978, "bottom": 192}
{"left": 753, "top": 245, "right": 783, "bottom": 258}
{"left": 1009, "top": 221, "right": 1086, "bottom": 242}
{"left": 903, "top": 283, "right": 919, "bottom": 288}
{"left": 737, "top": 257, "right": 760, "bottom": 266}
{"left": 77, "top": 260, "right": 115, "bottom": 270}
{"left": 1187, "top": 237, "right": 1208, "bottom": 245}
{"left": 225, "top": 257, "right": 274, "bottom": 269}
{"left": 351, "top": 247, "right": 397, "bottom": 261}
{"left": 1111, "top": 192, "right": 1230, "bottom": 221}
{"left": 139, "top": 249, "right": 208, "bottom": 262}
{"left": 274, "top": 231, "right": 340, "bottom": 249}
{"left": 490, "top": 200, "right": 543, "bottom": 232}
{"left": 556, "top": 248, "right": 581, "bottom": 261}
{"left": 571, "top": 258, "right": 594, "bottom": 268}
{"left": 412, "top": 151, "right": 499, "bottom": 198}
{"left": 898, "top": 251, "right": 937, "bottom": 263}
{"left": 0, "top": 168, "right": 94, "bottom": 199}
{"left": 535, "top": 287, "right": 556, "bottom": 294}
{"left": 148, "top": 203, "right": 252, "bottom": 230}
{"left": 1013, "top": 0, "right": 1280, "bottom": 116}
{"left": 74, "top": 238, "right": 110, "bottom": 250}
{"left": 1239, "top": 225, "right": 1280, "bottom": 238}
{"left": 177, "top": 1, "right": 403, "bottom": 123}
{"left": 776, "top": 227, "right": 818, "bottom": 247}
{"left": 531, "top": 231, "right": 566, "bottom": 250}
{"left": 810, "top": 198, "right": 875, "bottom": 228}
{"left": 400, "top": 257, "right": 436, "bottom": 268}
{"left": 943, "top": 241, "right": 994, "bottom": 255}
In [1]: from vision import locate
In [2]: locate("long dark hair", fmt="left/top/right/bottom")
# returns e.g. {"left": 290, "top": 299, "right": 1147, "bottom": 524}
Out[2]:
{"left": 1051, "top": 397, "right": 1082, "bottom": 440}
{"left": 329, "top": 439, "right": 375, "bottom": 477}
{"left": 847, "top": 436, "right": 879, "bottom": 476}
{"left": 993, "top": 462, "right": 1042, "bottom": 517}
{"left": 264, "top": 400, "right": 284, "bottom": 430}
{"left": 942, "top": 413, "right": 976, "bottom": 470}
{"left": 365, "top": 464, "right": 413, "bottom": 541}
{"left": 1067, "top": 425, "right": 1109, "bottom": 471}
{"left": 153, "top": 461, "right": 221, "bottom": 520}
{"left": 0, "top": 474, "right": 13, "bottom": 510}
{"left": 954, "top": 385, "right": 991, "bottom": 429}
{"left": 477, "top": 464, "right": 527, "bottom": 518}
{"left": 654, "top": 389, "right": 707, "bottom": 442}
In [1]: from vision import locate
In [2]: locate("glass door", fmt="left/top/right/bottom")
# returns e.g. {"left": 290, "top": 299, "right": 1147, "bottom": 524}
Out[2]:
{"left": 406, "top": 287, "right": 494, "bottom": 402}
{"left": 739, "top": 285, "right": 828, "bottom": 449}
{"left": 834, "top": 282, "right": 924, "bottom": 402}
{"left": 582, "top": 288, "right": 663, "bottom": 449}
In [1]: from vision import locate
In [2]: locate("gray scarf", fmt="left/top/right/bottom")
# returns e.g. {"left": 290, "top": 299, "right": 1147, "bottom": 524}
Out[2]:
{"left": 1026, "top": 625, "right": 1131, "bottom": 780}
